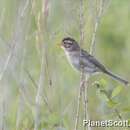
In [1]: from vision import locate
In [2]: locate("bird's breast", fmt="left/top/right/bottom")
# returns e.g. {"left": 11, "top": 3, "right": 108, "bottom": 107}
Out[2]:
{"left": 65, "top": 51, "right": 80, "bottom": 71}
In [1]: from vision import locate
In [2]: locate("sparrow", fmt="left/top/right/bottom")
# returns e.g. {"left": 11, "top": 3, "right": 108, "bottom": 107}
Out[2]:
{"left": 60, "top": 37, "right": 129, "bottom": 86}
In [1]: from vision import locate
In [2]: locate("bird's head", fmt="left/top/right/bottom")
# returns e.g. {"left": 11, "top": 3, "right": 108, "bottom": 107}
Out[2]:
{"left": 61, "top": 37, "right": 80, "bottom": 52}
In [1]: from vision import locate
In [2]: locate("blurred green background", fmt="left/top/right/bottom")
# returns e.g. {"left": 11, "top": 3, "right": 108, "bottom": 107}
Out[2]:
{"left": 0, "top": 0, "right": 130, "bottom": 130}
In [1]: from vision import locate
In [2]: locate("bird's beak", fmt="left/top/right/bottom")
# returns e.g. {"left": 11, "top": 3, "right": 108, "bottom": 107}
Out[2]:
{"left": 60, "top": 44, "right": 64, "bottom": 50}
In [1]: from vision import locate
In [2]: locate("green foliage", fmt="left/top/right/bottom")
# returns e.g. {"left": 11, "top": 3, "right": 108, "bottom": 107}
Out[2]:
{"left": 0, "top": 0, "right": 129, "bottom": 130}
{"left": 111, "top": 86, "right": 123, "bottom": 98}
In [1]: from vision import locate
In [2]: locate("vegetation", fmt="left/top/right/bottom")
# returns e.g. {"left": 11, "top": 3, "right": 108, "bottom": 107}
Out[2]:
{"left": 0, "top": 0, "right": 129, "bottom": 130}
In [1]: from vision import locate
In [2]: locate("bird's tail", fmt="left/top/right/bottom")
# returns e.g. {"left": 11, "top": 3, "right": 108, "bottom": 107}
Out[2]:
{"left": 104, "top": 70, "right": 129, "bottom": 86}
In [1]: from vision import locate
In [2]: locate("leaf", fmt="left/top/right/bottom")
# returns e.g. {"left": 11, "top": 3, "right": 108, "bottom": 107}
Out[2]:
{"left": 111, "top": 85, "right": 123, "bottom": 98}
{"left": 107, "top": 100, "right": 118, "bottom": 108}
{"left": 99, "top": 78, "right": 107, "bottom": 88}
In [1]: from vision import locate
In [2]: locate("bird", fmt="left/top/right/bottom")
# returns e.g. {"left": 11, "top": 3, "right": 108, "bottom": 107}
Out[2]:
{"left": 60, "top": 37, "right": 129, "bottom": 86}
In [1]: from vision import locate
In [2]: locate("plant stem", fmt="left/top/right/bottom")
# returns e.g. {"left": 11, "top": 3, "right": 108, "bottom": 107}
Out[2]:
{"left": 90, "top": 0, "right": 104, "bottom": 55}
{"left": 74, "top": 83, "right": 82, "bottom": 130}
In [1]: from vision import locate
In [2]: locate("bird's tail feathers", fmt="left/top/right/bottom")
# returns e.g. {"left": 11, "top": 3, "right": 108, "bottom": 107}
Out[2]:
{"left": 104, "top": 70, "right": 129, "bottom": 86}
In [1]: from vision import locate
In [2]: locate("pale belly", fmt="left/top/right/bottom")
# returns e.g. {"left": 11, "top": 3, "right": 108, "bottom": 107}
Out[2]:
{"left": 66, "top": 52, "right": 80, "bottom": 71}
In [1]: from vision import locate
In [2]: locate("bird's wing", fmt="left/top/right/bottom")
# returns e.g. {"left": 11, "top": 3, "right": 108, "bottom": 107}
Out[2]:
{"left": 80, "top": 50, "right": 107, "bottom": 72}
